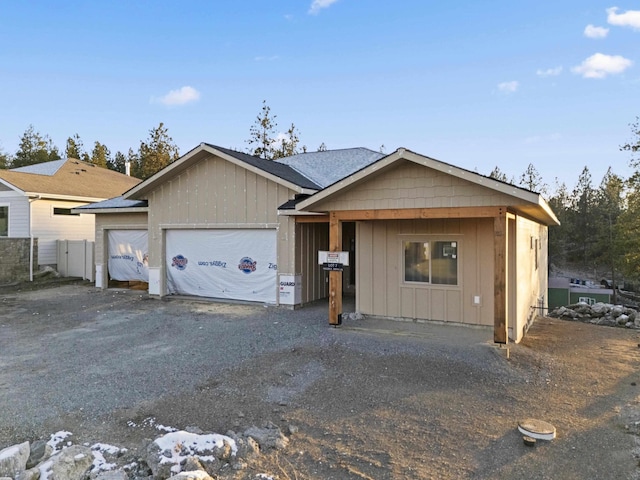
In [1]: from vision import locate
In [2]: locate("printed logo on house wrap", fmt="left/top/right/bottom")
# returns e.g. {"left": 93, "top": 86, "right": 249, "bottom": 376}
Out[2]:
{"left": 238, "top": 257, "right": 257, "bottom": 274}
{"left": 171, "top": 254, "right": 188, "bottom": 271}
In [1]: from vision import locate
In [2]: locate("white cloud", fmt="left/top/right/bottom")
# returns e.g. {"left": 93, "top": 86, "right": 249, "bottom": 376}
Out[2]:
{"left": 607, "top": 6, "right": 640, "bottom": 29}
{"left": 571, "top": 53, "right": 633, "bottom": 78}
{"left": 309, "top": 0, "right": 339, "bottom": 15}
{"left": 584, "top": 24, "right": 609, "bottom": 38}
{"left": 497, "top": 81, "right": 519, "bottom": 93}
{"left": 154, "top": 86, "right": 201, "bottom": 106}
{"left": 536, "top": 66, "right": 563, "bottom": 77}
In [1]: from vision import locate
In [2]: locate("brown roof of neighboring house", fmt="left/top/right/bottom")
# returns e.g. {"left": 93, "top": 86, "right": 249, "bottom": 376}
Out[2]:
{"left": 0, "top": 159, "right": 141, "bottom": 200}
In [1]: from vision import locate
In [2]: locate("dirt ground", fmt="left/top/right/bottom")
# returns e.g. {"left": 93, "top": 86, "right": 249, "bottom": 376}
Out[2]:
{"left": 1, "top": 283, "right": 640, "bottom": 479}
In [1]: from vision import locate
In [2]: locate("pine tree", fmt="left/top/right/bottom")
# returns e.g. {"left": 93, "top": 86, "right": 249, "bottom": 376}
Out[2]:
{"left": 246, "top": 100, "right": 278, "bottom": 159}
{"left": 137, "top": 123, "right": 179, "bottom": 179}
{"left": 12, "top": 125, "right": 60, "bottom": 167}
{"left": 90, "top": 141, "right": 111, "bottom": 168}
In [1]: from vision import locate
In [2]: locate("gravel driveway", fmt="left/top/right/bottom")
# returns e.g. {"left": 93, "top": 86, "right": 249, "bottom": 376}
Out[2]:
{"left": 1, "top": 284, "right": 640, "bottom": 479}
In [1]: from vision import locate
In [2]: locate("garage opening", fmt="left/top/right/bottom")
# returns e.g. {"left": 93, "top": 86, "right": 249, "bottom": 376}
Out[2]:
{"left": 107, "top": 230, "right": 149, "bottom": 291}
{"left": 165, "top": 229, "right": 277, "bottom": 303}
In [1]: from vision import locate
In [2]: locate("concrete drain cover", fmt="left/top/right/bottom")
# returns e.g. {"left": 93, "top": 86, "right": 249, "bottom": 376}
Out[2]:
{"left": 517, "top": 418, "right": 556, "bottom": 440}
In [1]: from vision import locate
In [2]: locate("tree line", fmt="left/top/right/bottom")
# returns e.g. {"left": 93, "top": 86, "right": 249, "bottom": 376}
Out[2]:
{"left": 0, "top": 101, "right": 319, "bottom": 178}
{"left": 489, "top": 117, "right": 640, "bottom": 286}
{"left": 1, "top": 106, "right": 639, "bottom": 283}
{"left": 0, "top": 122, "right": 180, "bottom": 181}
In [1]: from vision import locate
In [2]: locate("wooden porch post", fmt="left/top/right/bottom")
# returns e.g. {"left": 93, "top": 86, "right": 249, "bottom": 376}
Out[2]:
{"left": 494, "top": 210, "right": 508, "bottom": 344}
{"left": 329, "top": 211, "right": 343, "bottom": 326}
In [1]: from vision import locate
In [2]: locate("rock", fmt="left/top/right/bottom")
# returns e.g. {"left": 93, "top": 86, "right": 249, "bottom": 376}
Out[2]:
{"left": 16, "top": 468, "right": 41, "bottom": 480}
{"left": 612, "top": 305, "right": 624, "bottom": 317}
{"left": 244, "top": 424, "right": 289, "bottom": 451}
{"left": 92, "top": 470, "right": 129, "bottom": 480}
{"left": 167, "top": 471, "right": 214, "bottom": 480}
{"left": 618, "top": 314, "right": 630, "bottom": 325}
{"left": 27, "top": 439, "right": 53, "bottom": 469}
{"left": 147, "top": 431, "right": 237, "bottom": 480}
{"left": 43, "top": 445, "right": 93, "bottom": 480}
{"left": 0, "top": 441, "right": 30, "bottom": 477}
{"left": 591, "top": 303, "right": 608, "bottom": 315}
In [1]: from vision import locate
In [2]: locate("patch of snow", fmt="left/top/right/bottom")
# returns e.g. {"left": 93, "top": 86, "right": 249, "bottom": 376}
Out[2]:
{"left": 154, "top": 431, "right": 237, "bottom": 473}
{"left": 47, "top": 431, "right": 72, "bottom": 452}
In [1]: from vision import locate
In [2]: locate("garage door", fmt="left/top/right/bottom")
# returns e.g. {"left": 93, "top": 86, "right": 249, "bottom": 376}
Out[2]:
{"left": 107, "top": 230, "right": 149, "bottom": 282}
{"left": 166, "top": 229, "right": 277, "bottom": 303}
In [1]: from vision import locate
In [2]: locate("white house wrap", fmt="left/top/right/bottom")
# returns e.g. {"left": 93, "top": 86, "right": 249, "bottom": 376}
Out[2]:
{"left": 107, "top": 230, "right": 149, "bottom": 282}
{"left": 165, "top": 229, "right": 277, "bottom": 303}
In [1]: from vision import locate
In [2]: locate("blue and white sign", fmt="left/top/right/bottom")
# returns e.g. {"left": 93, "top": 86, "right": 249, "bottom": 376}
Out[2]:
{"left": 165, "top": 229, "right": 277, "bottom": 303}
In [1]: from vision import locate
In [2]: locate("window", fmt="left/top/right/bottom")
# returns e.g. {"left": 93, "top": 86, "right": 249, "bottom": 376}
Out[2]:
{"left": 0, "top": 206, "right": 7, "bottom": 236}
{"left": 53, "top": 207, "right": 79, "bottom": 216}
{"left": 404, "top": 240, "right": 458, "bottom": 285}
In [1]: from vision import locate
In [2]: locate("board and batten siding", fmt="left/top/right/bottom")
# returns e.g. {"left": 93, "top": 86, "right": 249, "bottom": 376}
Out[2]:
{"left": 295, "top": 222, "right": 330, "bottom": 304}
{"left": 30, "top": 199, "right": 95, "bottom": 265}
{"left": 0, "top": 192, "right": 30, "bottom": 237}
{"left": 512, "top": 216, "right": 549, "bottom": 342}
{"left": 145, "top": 153, "right": 298, "bottom": 297}
{"left": 311, "top": 160, "right": 525, "bottom": 212}
{"left": 356, "top": 218, "right": 495, "bottom": 326}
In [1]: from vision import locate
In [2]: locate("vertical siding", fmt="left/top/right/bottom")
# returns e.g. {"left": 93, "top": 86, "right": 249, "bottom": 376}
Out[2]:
{"left": 0, "top": 192, "right": 30, "bottom": 237}
{"left": 31, "top": 199, "right": 96, "bottom": 265}
{"left": 296, "top": 222, "right": 329, "bottom": 303}
{"left": 513, "top": 216, "right": 548, "bottom": 342}
{"left": 144, "top": 154, "right": 298, "bottom": 298}
{"left": 357, "top": 217, "right": 494, "bottom": 326}
{"left": 313, "top": 161, "right": 527, "bottom": 211}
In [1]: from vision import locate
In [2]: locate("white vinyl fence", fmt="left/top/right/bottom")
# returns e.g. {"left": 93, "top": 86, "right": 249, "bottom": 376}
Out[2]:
{"left": 57, "top": 240, "right": 94, "bottom": 281}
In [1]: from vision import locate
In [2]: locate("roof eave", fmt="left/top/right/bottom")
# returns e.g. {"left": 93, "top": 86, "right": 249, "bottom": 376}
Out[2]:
{"left": 25, "top": 192, "right": 108, "bottom": 202}
{"left": 125, "top": 144, "right": 317, "bottom": 200}
{"left": 71, "top": 207, "right": 149, "bottom": 215}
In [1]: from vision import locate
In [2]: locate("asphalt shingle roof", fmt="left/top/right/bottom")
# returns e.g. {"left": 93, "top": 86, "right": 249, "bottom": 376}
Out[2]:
{"left": 0, "top": 159, "right": 141, "bottom": 199}
{"left": 207, "top": 145, "right": 323, "bottom": 190}
{"left": 275, "top": 147, "right": 385, "bottom": 188}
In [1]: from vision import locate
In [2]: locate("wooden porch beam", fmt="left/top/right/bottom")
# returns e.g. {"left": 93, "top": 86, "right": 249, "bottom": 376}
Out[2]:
{"left": 329, "top": 211, "right": 342, "bottom": 326}
{"left": 494, "top": 209, "right": 508, "bottom": 344}
{"left": 332, "top": 206, "right": 505, "bottom": 221}
{"left": 294, "top": 214, "right": 330, "bottom": 223}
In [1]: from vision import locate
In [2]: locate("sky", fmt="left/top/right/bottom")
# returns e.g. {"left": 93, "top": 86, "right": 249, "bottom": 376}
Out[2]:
{"left": 1, "top": 0, "right": 639, "bottom": 193}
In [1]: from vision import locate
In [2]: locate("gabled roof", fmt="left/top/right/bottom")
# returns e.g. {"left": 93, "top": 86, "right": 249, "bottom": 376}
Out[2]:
{"left": 0, "top": 159, "right": 141, "bottom": 201}
{"left": 125, "top": 144, "right": 321, "bottom": 200}
{"left": 296, "top": 148, "right": 560, "bottom": 226}
{"left": 275, "top": 147, "right": 385, "bottom": 188}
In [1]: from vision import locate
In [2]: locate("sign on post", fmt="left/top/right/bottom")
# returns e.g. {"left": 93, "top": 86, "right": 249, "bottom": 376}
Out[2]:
{"left": 318, "top": 251, "right": 349, "bottom": 272}
{"left": 318, "top": 251, "right": 349, "bottom": 266}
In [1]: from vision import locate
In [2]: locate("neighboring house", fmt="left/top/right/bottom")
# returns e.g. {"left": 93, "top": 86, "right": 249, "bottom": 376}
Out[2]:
{"left": 0, "top": 159, "right": 141, "bottom": 270}
{"left": 80, "top": 144, "right": 558, "bottom": 343}
{"left": 548, "top": 276, "right": 612, "bottom": 308}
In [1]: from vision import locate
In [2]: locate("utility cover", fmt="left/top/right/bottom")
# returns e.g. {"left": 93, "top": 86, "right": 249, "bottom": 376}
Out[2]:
{"left": 517, "top": 418, "right": 556, "bottom": 440}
